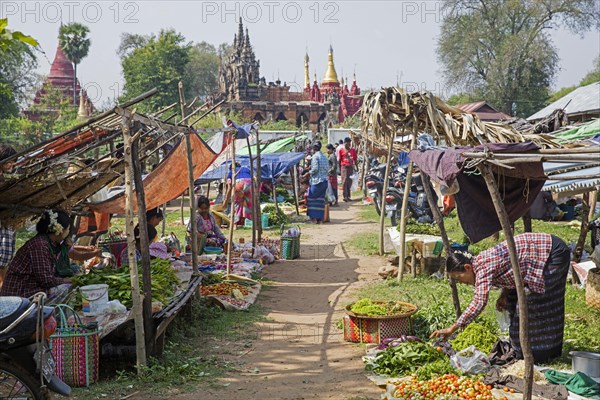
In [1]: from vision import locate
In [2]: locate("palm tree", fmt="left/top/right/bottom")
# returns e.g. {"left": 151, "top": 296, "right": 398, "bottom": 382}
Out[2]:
{"left": 58, "top": 23, "right": 91, "bottom": 105}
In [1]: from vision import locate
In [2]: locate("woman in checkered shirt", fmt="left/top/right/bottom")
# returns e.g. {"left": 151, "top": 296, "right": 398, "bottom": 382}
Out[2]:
{"left": 431, "top": 233, "right": 570, "bottom": 363}
{"left": 0, "top": 210, "right": 75, "bottom": 299}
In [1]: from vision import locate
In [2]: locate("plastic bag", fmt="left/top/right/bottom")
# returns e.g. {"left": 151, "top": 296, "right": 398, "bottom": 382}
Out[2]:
{"left": 350, "top": 173, "right": 358, "bottom": 193}
{"left": 326, "top": 181, "right": 336, "bottom": 203}
{"left": 496, "top": 310, "right": 511, "bottom": 333}
{"left": 450, "top": 345, "right": 491, "bottom": 374}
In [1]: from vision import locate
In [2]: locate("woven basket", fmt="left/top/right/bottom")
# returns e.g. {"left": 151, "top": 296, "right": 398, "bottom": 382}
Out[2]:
{"left": 343, "top": 301, "right": 418, "bottom": 344}
{"left": 586, "top": 268, "right": 600, "bottom": 310}
{"left": 49, "top": 305, "right": 99, "bottom": 387}
{"left": 280, "top": 225, "right": 301, "bottom": 260}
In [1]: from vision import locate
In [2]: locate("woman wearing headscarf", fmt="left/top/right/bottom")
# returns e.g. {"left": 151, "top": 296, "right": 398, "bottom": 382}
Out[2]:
{"left": 304, "top": 142, "right": 329, "bottom": 224}
{"left": 228, "top": 163, "right": 253, "bottom": 226}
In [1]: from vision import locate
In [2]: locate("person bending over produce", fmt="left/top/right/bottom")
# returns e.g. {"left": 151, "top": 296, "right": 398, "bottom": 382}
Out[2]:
{"left": 431, "top": 233, "right": 570, "bottom": 363}
{"left": 0, "top": 210, "right": 76, "bottom": 298}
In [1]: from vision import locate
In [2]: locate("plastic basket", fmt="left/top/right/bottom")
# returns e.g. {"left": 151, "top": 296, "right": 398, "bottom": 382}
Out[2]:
{"left": 343, "top": 301, "right": 417, "bottom": 343}
{"left": 49, "top": 305, "right": 99, "bottom": 387}
{"left": 280, "top": 225, "right": 301, "bottom": 260}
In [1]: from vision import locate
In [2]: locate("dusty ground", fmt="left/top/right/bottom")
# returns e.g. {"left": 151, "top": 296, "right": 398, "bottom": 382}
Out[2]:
{"left": 144, "top": 201, "right": 387, "bottom": 400}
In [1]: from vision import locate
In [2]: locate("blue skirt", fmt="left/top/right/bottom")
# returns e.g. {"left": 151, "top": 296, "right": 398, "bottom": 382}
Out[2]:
{"left": 307, "top": 180, "right": 327, "bottom": 220}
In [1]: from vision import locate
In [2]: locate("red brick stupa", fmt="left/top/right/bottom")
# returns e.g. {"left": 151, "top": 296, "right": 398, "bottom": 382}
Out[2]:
{"left": 25, "top": 44, "right": 93, "bottom": 121}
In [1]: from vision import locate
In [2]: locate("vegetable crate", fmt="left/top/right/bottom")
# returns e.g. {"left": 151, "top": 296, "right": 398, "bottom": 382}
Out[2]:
{"left": 343, "top": 315, "right": 414, "bottom": 344}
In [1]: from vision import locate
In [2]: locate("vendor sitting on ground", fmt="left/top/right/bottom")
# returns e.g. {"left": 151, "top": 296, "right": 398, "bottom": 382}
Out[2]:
{"left": 0, "top": 210, "right": 84, "bottom": 298}
{"left": 431, "top": 233, "right": 570, "bottom": 363}
{"left": 188, "top": 196, "right": 227, "bottom": 248}
{"left": 146, "top": 207, "right": 164, "bottom": 228}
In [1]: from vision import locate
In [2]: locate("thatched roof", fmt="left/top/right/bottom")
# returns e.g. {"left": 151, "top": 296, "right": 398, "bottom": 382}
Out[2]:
{"left": 360, "top": 87, "right": 559, "bottom": 148}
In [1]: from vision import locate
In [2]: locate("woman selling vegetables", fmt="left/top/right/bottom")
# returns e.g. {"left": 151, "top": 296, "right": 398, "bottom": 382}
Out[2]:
{"left": 188, "top": 196, "right": 227, "bottom": 248}
{"left": 0, "top": 210, "right": 84, "bottom": 298}
{"left": 431, "top": 233, "right": 570, "bottom": 363}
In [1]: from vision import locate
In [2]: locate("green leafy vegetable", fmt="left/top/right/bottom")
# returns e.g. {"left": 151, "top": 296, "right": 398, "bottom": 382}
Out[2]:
{"left": 451, "top": 323, "right": 498, "bottom": 354}
{"left": 367, "top": 341, "right": 446, "bottom": 377}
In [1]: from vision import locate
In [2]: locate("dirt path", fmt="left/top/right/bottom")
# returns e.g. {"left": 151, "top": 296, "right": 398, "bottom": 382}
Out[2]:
{"left": 173, "top": 201, "right": 386, "bottom": 399}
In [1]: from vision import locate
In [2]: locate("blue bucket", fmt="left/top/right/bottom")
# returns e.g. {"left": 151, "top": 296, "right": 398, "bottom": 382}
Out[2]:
{"left": 261, "top": 214, "right": 269, "bottom": 228}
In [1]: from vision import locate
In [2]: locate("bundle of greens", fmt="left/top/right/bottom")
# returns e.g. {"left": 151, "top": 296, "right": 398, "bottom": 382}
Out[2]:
{"left": 71, "top": 258, "right": 180, "bottom": 309}
{"left": 367, "top": 341, "right": 446, "bottom": 377}
{"left": 451, "top": 323, "right": 498, "bottom": 354}
{"left": 350, "top": 299, "right": 415, "bottom": 316}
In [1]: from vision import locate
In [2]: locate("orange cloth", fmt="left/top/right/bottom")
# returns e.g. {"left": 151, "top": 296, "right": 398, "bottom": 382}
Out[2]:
{"left": 442, "top": 195, "right": 455, "bottom": 216}
{"left": 88, "top": 133, "right": 217, "bottom": 214}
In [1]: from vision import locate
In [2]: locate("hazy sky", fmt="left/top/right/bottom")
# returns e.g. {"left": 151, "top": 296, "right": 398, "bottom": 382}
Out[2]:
{"left": 4, "top": 1, "right": 599, "bottom": 108}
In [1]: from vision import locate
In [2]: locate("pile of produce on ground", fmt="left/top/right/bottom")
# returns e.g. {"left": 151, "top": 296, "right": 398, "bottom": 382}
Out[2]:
{"left": 365, "top": 340, "right": 446, "bottom": 377}
{"left": 350, "top": 298, "right": 415, "bottom": 316}
{"left": 71, "top": 258, "right": 180, "bottom": 309}
{"left": 389, "top": 374, "right": 510, "bottom": 400}
{"left": 200, "top": 273, "right": 254, "bottom": 298}
{"left": 451, "top": 323, "right": 498, "bottom": 355}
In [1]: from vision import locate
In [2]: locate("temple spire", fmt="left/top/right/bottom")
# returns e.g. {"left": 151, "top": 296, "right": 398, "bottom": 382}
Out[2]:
{"left": 304, "top": 51, "right": 310, "bottom": 88}
{"left": 322, "top": 45, "right": 339, "bottom": 84}
{"left": 237, "top": 17, "right": 244, "bottom": 45}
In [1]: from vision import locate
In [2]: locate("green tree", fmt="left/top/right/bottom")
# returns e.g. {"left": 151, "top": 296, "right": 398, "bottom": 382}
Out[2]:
{"left": 446, "top": 92, "right": 479, "bottom": 106}
{"left": 0, "top": 19, "right": 38, "bottom": 118}
{"left": 120, "top": 29, "right": 190, "bottom": 113}
{"left": 437, "top": 0, "right": 599, "bottom": 117}
{"left": 185, "top": 42, "right": 219, "bottom": 100}
{"left": 58, "top": 23, "right": 91, "bottom": 106}
{"left": 29, "top": 84, "right": 78, "bottom": 134}
{"left": 0, "top": 18, "right": 37, "bottom": 49}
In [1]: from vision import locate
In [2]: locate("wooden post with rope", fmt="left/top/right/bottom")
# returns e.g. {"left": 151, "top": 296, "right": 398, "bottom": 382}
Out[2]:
{"left": 480, "top": 163, "right": 534, "bottom": 400}
{"left": 378, "top": 134, "right": 394, "bottom": 256}
{"left": 397, "top": 127, "right": 418, "bottom": 282}
{"left": 178, "top": 82, "right": 198, "bottom": 272}
{"left": 121, "top": 115, "right": 146, "bottom": 373}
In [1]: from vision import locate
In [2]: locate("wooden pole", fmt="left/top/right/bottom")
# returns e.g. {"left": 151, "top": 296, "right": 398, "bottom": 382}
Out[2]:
{"left": 131, "top": 138, "right": 155, "bottom": 357}
{"left": 292, "top": 166, "right": 300, "bottom": 216}
{"left": 573, "top": 192, "right": 592, "bottom": 265}
{"left": 161, "top": 203, "right": 166, "bottom": 237}
{"left": 178, "top": 82, "right": 198, "bottom": 272}
{"left": 226, "top": 137, "right": 237, "bottom": 275}
{"left": 398, "top": 130, "right": 417, "bottom": 282}
{"left": 378, "top": 135, "right": 394, "bottom": 256}
{"left": 480, "top": 164, "right": 534, "bottom": 400}
{"left": 255, "top": 128, "right": 263, "bottom": 242}
{"left": 180, "top": 193, "right": 185, "bottom": 226}
{"left": 421, "top": 174, "right": 462, "bottom": 318}
{"left": 589, "top": 190, "right": 598, "bottom": 221}
{"left": 121, "top": 115, "right": 147, "bottom": 372}
{"left": 410, "top": 246, "right": 417, "bottom": 278}
{"left": 245, "top": 134, "right": 257, "bottom": 248}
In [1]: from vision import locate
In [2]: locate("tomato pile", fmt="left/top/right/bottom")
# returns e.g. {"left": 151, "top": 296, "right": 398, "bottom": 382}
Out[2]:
{"left": 200, "top": 283, "right": 250, "bottom": 297}
{"left": 393, "top": 374, "right": 508, "bottom": 400}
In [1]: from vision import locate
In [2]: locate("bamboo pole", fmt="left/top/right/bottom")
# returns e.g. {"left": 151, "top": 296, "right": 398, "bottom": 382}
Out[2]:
{"left": 378, "top": 135, "right": 394, "bottom": 256}
{"left": 226, "top": 137, "right": 237, "bottom": 275}
{"left": 121, "top": 115, "right": 147, "bottom": 372}
{"left": 410, "top": 246, "right": 417, "bottom": 278}
{"left": 255, "top": 128, "right": 263, "bottom": 242}
{"left": 179, "top": 82, "right": 198, "bottom": 272}
{"left": 573, "top": 192, "right": 592, "bottom": 265}
{"left": 131, "top": 138, "right": 155, "bottom": 356}
{"left": 480, "top": 164, "right": 534, "bottom": 400}
{"left": 161, "top": 203, "right": 166, "bottom": 237}
{"left": 589, "top": 191, "right": 598, "bottom": 221}
{"left": 398, "top": 131, "right": 418, "bottom": 282}
{"left": 180, "top": 193, "right": 185, "bottom": 226}
{"left": 421, "top": 174, "right": 462, "bottom": 318}
{"left": 462, "top": 152, "right": 600, "bottom": 163}
{"left": 292, "top": 166, "right": 300, "bottom": 216}
{"left": 245, "top": 134, "right": 257, "bottom": 248}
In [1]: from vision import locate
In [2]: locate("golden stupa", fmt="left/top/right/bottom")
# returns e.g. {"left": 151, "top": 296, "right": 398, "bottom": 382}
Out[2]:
{"left": 322, "top": 45, "right": 339, "bottom": 84}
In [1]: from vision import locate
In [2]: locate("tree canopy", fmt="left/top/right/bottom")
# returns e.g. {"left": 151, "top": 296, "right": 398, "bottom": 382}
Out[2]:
{"left": 120, "top": 29, "right": 191, "bottom": 112}
{"left": 437, "top": 0, "right": 599, "bottom": 117}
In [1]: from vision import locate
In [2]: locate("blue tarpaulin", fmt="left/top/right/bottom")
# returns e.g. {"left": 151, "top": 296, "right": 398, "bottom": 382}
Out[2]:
{"left": 197, "top": 152, "right": 305, "bottom": 183}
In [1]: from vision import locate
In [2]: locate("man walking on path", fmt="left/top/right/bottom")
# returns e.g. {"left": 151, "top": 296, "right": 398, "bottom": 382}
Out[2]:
{"left": 338, "top": 137, "right": 357, "bottom": 202}
{"left": 326, "top": 144, "right": 339, "bottom": 206}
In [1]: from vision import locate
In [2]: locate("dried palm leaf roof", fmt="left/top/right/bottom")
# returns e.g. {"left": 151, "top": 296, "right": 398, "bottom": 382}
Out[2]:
{"left": 360, "top": 87, "right": 559, "bottom": 148}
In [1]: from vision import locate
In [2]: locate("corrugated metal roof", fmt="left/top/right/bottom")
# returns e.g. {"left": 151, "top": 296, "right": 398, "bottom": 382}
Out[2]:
{"left": 456, "top": 101, "right": 511, "bottom": 121}
{"left": 543, "top": 161, "right": 600, "bottom": 194}
{"left": 528, "top": 82, "right": 600, "bottom": 121}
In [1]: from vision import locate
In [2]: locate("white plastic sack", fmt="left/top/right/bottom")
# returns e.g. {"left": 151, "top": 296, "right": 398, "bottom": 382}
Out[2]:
{"left": 450, "top": 345, "right": 491, "bottom": 375}
{"left": 350, "top": 173, "right": 358, "bottom": 193}
{"left": 326, "top": 181, "right": 336, "bottom": 203}
{"left": 496, "top": 310, "right": 510, "bottom": 333}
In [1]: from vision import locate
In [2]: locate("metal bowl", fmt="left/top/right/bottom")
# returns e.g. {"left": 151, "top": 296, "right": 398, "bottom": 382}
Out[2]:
{"left": 570, "top": 351, "right": 600, "bottom": 378}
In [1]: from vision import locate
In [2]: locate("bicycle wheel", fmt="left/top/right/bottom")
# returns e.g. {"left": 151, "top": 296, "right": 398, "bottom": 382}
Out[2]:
{"left": 0, "top": 359, "right": 46, "bottom": 400}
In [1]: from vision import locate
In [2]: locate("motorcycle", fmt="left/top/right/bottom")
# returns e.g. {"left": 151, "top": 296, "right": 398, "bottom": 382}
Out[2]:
{"left": 384, "top": 172, "right": 436, "bottom": 226}
{"left": 0, "top": 292, "right": 71, "bottom": 399}
{"left": 365, "top": 161, "right": 391, "bottom": 216}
